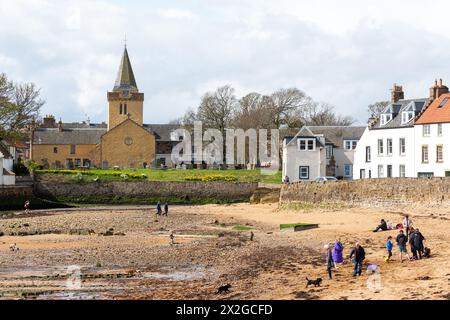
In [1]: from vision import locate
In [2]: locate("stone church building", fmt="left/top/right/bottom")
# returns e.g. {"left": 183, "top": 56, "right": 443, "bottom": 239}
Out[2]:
{"left": 31, "top": 47, "right": 180, "bottom": 169}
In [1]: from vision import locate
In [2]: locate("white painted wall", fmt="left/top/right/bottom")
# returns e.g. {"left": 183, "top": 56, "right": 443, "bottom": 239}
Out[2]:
{"left": 414, "top": 123, "right": 450, "bottom": 177}
{"left": 0, "top": 156, "right": 16, "bottom": 185}
{"left": 282, "top": 139, "right": 325, "bottom": 182}
{"left": 353, "top": 126, "right": 416, "bottom": 179}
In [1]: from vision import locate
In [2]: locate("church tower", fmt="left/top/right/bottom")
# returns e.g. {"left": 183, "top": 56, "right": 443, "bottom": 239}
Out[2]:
{"left": 107, "top": 46, "right": 144, "bottom": 130}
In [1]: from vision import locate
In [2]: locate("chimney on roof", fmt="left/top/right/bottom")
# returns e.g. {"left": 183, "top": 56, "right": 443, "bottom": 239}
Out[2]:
{"left": 430, "top": 79, "right": 449, "bottom": 102}
{"left": 58, "top": 119, "right": 63, "bottom": 132}
{"left": 391, "top": 84, "right": 404, "bottom": 103}
{"left": 42, "top": 115, "right": 56, "bottom": 128}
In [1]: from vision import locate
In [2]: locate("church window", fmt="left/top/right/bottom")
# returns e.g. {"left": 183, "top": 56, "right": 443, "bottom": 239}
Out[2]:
{"left": 53, "top": 147, "right": 58, "bottom": 154}
{"left": 120, "top": 103, "right": 123, "bottom": 114}
{"left": 124, "top": 103, "right": 128, "bottom": 115}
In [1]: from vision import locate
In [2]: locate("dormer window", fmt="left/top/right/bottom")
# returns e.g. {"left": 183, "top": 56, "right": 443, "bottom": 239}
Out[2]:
{"left": 298, "top": 138, "right": 316, "bottom": 151}
{"left": 401, "top": 111, "right": 414, "bottom": 124}
{"left": 380, "top": 113, "right": 392, "bottom": 126}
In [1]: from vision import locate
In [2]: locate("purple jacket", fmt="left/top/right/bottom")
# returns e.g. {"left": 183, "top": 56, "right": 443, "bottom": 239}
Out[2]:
{"left": 332, "top": 241, "right": 344, "bottom": 263}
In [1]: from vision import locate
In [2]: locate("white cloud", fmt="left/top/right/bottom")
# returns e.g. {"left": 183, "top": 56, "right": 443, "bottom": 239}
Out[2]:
{"left": 1, "top": 0, "right": 450, "bottom": 125}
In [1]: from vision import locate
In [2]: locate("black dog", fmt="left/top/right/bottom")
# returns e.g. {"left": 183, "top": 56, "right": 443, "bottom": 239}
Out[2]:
{"left": 306, "top": 277, "right": 322, "bottom": 288}
{"left": 217, "top": 284, "right": 232, "bottom": 294}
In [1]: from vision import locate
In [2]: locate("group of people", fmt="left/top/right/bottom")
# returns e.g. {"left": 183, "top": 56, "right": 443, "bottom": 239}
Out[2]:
{"left": 156, "top": 201, "right": 169, "bottom": 216}
{"left": 325, "top": 214, "right": 431, "bottom": 279}
{"left": 325, "top": 240, "right": 367, "bottom": 279}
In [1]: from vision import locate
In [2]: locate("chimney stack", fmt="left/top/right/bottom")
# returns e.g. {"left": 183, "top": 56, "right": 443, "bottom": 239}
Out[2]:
{"left": 42, "top": 115, "right": 56, "bottom": 128}
{"left": 430, "top": 79, "right": 449, "bottom": 102}
{"left": 58, "top": 119, "right": 63, "bottom": 132}
{"left": 391, "top": 84, "right": 404, "bottom": 103}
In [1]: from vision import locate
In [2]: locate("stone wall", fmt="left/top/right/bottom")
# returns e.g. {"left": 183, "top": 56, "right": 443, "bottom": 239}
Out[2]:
{"left": 0, "top": 185, "right": 33, "bottom": 200}
{"left": 34, "top": 180, "right": 258, "bottom": 202}
{"left": 280, "top": 178, "right": 450, "bottom": 208}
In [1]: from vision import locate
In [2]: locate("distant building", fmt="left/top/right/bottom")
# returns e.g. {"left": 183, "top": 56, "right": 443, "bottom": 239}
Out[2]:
{"left": 0, "top": 142, "right": 15, "bottom": 185}
{"left": 353, "top": 79, "right": 450, "bottom": 179}
{"left": 30, "top": 46, "right": 182, "bottom": 169}
{"left": 282, "top": 125, "right": 365, "bottom": 182}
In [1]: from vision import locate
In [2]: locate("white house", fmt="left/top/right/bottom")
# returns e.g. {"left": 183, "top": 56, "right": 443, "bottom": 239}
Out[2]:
{"left": 414, "top": 92, "right": 450, "bottom": 177}
{"left": 0, "top": 142, "right": 15, "bottom": 185}
{"left": 354, "top": 80, "right": 449, "bottom": 179}
{"left": 283, "top": 126, "right": 365, "bottom": 182}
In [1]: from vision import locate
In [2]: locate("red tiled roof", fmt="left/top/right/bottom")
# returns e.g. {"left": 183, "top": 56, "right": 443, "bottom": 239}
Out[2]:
{"left": 415, "top": 93, "right": 450, "bottom": 124}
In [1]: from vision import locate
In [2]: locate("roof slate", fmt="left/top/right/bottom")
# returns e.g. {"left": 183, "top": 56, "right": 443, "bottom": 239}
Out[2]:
{"left": 371, "top": 98, "right": 429, "bottom": 130}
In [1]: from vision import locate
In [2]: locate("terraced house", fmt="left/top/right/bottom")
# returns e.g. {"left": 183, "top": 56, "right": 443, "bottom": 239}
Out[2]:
{"left": 353, "top": 79, "right": 450, "bottom": 179}
{"left": 282, "top": 125, "right": 365, "bottom": 182}
{"left": 30, "top": 46, "right": 181, "bottom": 169}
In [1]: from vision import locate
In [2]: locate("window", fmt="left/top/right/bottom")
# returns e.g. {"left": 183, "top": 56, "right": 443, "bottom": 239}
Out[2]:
{"left": 399, "top": 138, "right": 406, "bottom": 155}
{"left": 74, "top": 159, "right": 81, "bottom": 167}
{"left": 344, "top": 140, "right": 358, "bottom": 150}
{"left": 366, "top": 146, "right": 371, "bottom": 163}
{"left": 326, "top": 146, "right": 334, "bottom": 159}
{"left": 344, "top": 164, "right": 353, "bottom": 177}
{"left": 298, "top": 139, "right": 315, "bottom": 151}
{"left": 70, "top": 144, "right": 76, "bottom": 155}
{"left": 438, "top": 97, "right": 449, "bottom": 108}
{"left": 53, "top": 147, "right": 58, "bottom": 154}
{"left": 124, "top": 103, "right": 128, "bottom": 115}
{"left": 423, "top": 125, "right": 431, "bottom": 137}
{"left": 438, "top": 124, "right": 443, "bottom": 136}
{"left": 299, "top": 166, "right": 309, "bottom": 180}
{"left": 120, "top": 103, "right": 123, "bottom": 114}
{"left": 381, "top": 114, "right": 392, "bottom": 126}
{"left": 387, "top": 165, "right": 393, "bottom": 178}
{"left": 378, "top": 139, "right": 384, "bottom": 156}
{"left": 401, "top": 111, "right": 414, "bottom": 124}
{"left": 378, "top": 165, "right": 384, "bottom": 178}
{"left": 387, "top": 139, "right": 393, "bottom": 156}
{"left": 437, "top": 145, "right": 444, "bottom": 163}
{"left": 422, "top": 145, "right": 429, "bottom": 163}
{"left": 399, "top": 165, "right": 406, "bottom": 178}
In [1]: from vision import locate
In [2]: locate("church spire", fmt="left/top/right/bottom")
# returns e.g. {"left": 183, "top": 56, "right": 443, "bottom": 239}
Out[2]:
{"left": 113, "top": 46, "right": 138, "bottom": 92}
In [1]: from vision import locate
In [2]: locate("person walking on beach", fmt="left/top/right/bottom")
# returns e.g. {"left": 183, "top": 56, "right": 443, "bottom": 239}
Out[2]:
{"left": 413, "top": 228, "right": 425, "bottom": 260}
{"left": 163, "top": 202, "right": 169, "bottom": 216}
{"left": 386, "top": 236, "right": 393, "bottom": 262}
{"left": 349, "top": 243, "right": 365, "bottom": 277}
{"left": 332, "top": 239, "right": 344, "bottom": 268}
{"left": 409, "top": 228, "right": 418, "bottom": 260}
{"left": 156, "top": 201, "right": 162, "bottom": 216}
{"left": 403, "top": 215, "right": 412, "bottom": 242}
{"left": 24, "top": 200, "right": 30, "bottom": 213}
{"left": 396, "top": 230, "right": 411, "bottom": 263}
{"left": 325, "top": 244, "right": 334, "bottom": 279}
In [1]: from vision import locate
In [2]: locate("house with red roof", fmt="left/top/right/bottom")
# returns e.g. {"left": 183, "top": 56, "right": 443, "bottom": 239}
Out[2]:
{"left": 414, "top": 87, "right": 450, "bottom": 177}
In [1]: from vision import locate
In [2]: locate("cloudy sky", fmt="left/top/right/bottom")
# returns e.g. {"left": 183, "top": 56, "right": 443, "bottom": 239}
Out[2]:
{"left": 1, "top": 0, "right": 450, "bottom": 125}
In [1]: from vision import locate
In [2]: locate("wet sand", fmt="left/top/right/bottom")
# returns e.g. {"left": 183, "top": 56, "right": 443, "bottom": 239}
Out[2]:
{"left": 0, "top": 204, "right": 448, "bottom": 300}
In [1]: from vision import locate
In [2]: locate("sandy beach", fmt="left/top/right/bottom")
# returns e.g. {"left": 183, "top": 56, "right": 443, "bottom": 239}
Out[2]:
{"left": 0, "top": 203, "right": 449, "bottom": 300}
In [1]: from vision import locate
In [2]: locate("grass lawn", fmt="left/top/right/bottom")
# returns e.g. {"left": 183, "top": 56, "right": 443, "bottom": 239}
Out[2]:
{"left": 280, "top": 223, "right": 319, "bottom": 230}
{"left": 36, "top": 168, "right": 282, "bottom": 184}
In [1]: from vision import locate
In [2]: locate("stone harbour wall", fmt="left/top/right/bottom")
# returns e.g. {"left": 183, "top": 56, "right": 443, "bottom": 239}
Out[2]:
{"left": 280, "top": 178, "right": 450, "bottom": 208}
{"left": 0, "top": 185, "right": 33, "bottom": 200}
{"left": 34, "top": 181, "right": 258, "bottom": 202}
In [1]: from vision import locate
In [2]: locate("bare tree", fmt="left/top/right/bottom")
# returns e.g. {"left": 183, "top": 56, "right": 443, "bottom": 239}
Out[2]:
{"left": 233, "top": 93, "right": 273, "bottom": 129}
{"left": 306, "top": 103, "right": 355, "bottom": 126}
{"left": 197, "top": 85, "right": 237, "bottom": 134}
{"left": 368, "top": 101, "right": 390, "bottom": 118}
{"left": 0, "top": 73, "right": 45, "bottom": 140}
{"left": 269, "top": 88, "right": 312, "bottom": 129}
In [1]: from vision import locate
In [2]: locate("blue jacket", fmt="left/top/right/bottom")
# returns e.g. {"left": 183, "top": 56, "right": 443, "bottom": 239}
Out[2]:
{"left": 386, "top": 240, "right": 393, "bottom": 251}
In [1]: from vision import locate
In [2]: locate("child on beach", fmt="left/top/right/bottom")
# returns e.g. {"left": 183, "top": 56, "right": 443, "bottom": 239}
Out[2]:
{"left": 385, "top": 236, "right": 393, "bottom": 262}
